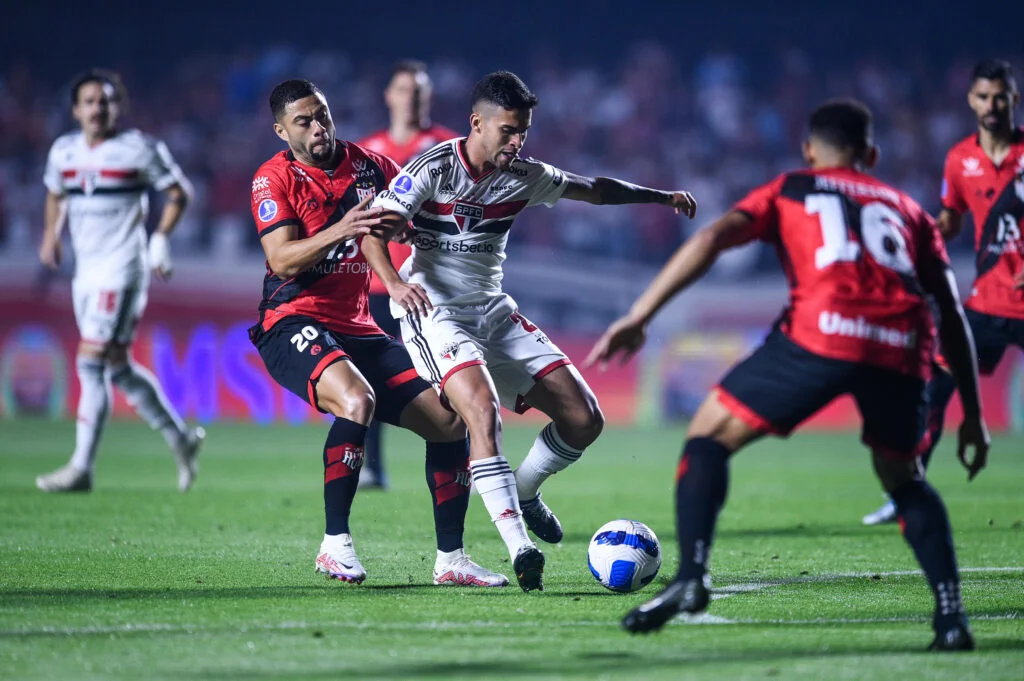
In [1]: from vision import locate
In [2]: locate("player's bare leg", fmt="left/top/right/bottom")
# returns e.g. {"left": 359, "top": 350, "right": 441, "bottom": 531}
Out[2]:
{"left": 105, "top": 343, "right": 204, "bottom": 492}
{"left": 623, "top": 390, "right": 762, "bottom": 633}
{"left": 443, "top": 365, "right": 544, "bottom": 591}
{"left": 516, "top": 365, "right": 604, "bottom": 543}
{"left": 872, "top": 453, "right": 974, "bottom": 651}
{"left": 398, "top": 390, "right": 508, "bottom": 587}
{"left": 312, "top": 360, "right": 375, "bottom": 584}
{"left": 36, "top": 340, "right": 111, "bottom": 493}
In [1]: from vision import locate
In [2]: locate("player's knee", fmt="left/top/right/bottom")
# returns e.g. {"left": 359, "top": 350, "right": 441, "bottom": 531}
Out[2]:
{"left": 556, "top": 402, "right": 605, "bottom": 449}
{"left": 460, "top": 396, "right": 501, "bottom": 436}
{"left": 872, "top": 453, "right": 922, "bottom": 494}
{"left": 322, "top": 389, "right": 375, "bottom": 424}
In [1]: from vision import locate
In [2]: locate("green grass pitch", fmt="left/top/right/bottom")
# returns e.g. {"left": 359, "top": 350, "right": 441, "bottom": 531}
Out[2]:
{"left": 2, "top": 420, "right": 1022, "bottom": 680}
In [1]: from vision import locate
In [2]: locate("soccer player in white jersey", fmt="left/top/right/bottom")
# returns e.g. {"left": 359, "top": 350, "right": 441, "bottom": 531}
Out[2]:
{"left": 370, "top": 71, "right": 697, "bottom": 572}
{"left": 36, "top": 70, "right": 204, "bottom": 493}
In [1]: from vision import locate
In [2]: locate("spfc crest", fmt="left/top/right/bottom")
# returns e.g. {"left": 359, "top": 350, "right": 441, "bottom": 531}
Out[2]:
{"left": 81, "top": 170, "right": 99, "bottom": 195}
{"left": 452, "top": 202, "right": 484, "bottom": 232}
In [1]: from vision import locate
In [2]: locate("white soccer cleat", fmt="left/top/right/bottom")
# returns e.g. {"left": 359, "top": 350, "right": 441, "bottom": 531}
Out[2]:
{"left": 315, "top": 534, "right": 367, "bottom": 584}
{"left": 862, "top": 499, "right": 898, "bottom": 526}
{"left": 36, "top": 464, "right": 92, "bottom": 493}
{"left": 175, "top": 426, "right": 205, "bottom": 493}
{"left": 433, "top": 550, "right": 509, "bottom": 587}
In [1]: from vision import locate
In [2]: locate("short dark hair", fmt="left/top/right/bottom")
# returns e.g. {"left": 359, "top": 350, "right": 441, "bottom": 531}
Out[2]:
{"left": 471, "top": 71, "right": 538, "bottom": 111}
{"left": 391, "top": 59, "right": 428, "bottom": 82}
{"left": 971, "top": 58, "right": 1018, "bottom": 93}
{"left": 808, "top": 99, "right": 873, "bottom": 154}
{"left": 70, "top": 69, "right": 126, "bottom": 107}
{"left": 269, "top": 79, "right": 323, "bottom": 121}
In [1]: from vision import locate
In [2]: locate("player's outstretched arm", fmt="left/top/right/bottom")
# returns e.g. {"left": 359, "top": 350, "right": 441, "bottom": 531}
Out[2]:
{"left": 39, "top": 190, "right": 67, "bottom": 269}
{"left": 149, "top": 181, "right": 192, "bottom": 281}
{"left": 362, "top": 230, "right": 432, "bottom": 318}
{"left": 584, "top": 211, "right": 755, "bottom": 369}
{"left": 261, "top": 195, "right": 385, "bottom": 279}
{"left": 561, "top": 173, "right": 697, "bottom": 218}
{"left": 929, "top": 266, "right": 990, "bottom": 480}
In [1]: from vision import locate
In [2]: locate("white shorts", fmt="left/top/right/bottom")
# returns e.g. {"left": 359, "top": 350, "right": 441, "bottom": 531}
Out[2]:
{"left": 401, "top": 294, "right": 571, "bottom": 413}
{"left": 72, "top": 281, "right": 148, "bottom": 346}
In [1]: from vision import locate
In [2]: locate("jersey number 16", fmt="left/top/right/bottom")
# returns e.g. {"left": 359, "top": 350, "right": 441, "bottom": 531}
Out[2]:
{"left": 806, "top": 193, "right": 914, "bottom": 274}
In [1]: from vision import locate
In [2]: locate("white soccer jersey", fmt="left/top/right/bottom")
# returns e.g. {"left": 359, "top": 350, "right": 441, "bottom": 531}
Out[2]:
{"left": 43, "top": 129, "right": 186, "bottom": 288}
{"left": 372, "top": 138, "right": 567, "bottom": 315}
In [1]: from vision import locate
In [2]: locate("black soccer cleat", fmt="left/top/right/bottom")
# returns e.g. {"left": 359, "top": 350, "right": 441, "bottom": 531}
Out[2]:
{"left": 928, "top": 624, "right": 976, "bottom": 652}
{"left": 513, "top": 545, "right": 545, "bottom": 592}
{"left": 621, "top": 577, "right": 710, "bottom": 634}
{"left": 520, "top": 494, "right": 564, "bottom": 544}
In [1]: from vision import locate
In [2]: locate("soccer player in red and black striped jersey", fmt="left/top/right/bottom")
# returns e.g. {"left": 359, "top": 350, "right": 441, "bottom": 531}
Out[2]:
{"left": 863, "top": 59, "right": 1023, "bottom": 527}
{"left": 356, "top": 60, "right": 459, "bottom": 491}
{"left": 587, "top": 100, "right": 988, "bottom": 650}
{"left": 248, "top": 80, "right": 509, "bottom": 588}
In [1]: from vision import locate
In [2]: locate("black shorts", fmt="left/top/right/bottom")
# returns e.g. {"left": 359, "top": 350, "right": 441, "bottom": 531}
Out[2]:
{"left": 717, "top": 329, "right": 928, "bottom": 459}
{"left": 249, "top": 315, "right": 429, "bottom": 425}
{"left": 965, "top": 308, "right": 1024, "bottom": 375}
{"left": 369, "top": 292, "right": 400, "bottom": 338}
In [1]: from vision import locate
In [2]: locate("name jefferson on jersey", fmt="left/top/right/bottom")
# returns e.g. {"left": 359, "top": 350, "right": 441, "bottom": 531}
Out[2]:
{"left": 734, "top": 167, "right": 949, "bottom": 378}
{"left": 372, "top": 138, "right": 567, "bottom": 314}
{"left": 43, "top": 129, "right": 186, "bottom": 288}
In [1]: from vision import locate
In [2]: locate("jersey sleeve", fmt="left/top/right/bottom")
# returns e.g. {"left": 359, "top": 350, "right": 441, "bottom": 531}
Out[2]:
{"left": 42, "top": 141, "right": 64, "bottom": 195}
{"left": 250, "top": 169, "right": 300, "bottom": 237}
{"left": 373, "top": 166, "right": 433, "bottom": 220}
{"left": 732, "top": 173, "right": 786, "bottom": 242}
{"left": 940, "top": 150, "right": 967, "bottom": 214}
{"left": 525, "top": 161, "right": 568, "bottom": 208}
{"left": 142, "top": 138, "right": 187, "bottom": 191}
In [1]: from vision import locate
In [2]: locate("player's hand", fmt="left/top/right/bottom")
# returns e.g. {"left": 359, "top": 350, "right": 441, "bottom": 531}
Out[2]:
{"left": 1013, "top": 266, "right": 1024, "bottom": 291}
{"left": 957, "top": 416, "right": 990, "bottom": 481}
{"left": 388, "top": 281, "right": 432, "bottom": 318}
{"left": 583, "top": 315, "right": 648, "bottom": 370}
{"left": 39, "top": 237, "right": 62, "bottom": 269}
{"left": 148, "top": 232, "right": 173, "bottom": 281}
{"left": 666, "top": 191, "right": 697, "bottom": 219}
{"left": 329, "top": 195, "right": 386, "bottom": 242}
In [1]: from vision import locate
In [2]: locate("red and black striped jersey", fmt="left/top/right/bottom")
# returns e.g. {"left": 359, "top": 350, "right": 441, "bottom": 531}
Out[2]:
{"left": 250, "top": 141, "right": 400, "bottom": 336}
{"left": 941, "top": 128, "right": 1024, "bottom": 320}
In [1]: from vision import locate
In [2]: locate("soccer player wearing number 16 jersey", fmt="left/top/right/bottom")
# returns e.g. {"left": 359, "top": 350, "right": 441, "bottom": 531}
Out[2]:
{"left": 587, "top": 100, "right": 989, "bottom": 650}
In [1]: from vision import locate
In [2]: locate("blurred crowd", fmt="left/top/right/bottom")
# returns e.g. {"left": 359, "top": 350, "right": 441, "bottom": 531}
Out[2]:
{"left": 1, "top": 43, "right": 1018, "bottom": 275}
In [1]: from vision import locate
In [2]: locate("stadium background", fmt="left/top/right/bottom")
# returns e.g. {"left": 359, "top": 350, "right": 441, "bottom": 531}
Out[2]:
{"left": 2, "top": 0, "right": 1023, "bottom": 430}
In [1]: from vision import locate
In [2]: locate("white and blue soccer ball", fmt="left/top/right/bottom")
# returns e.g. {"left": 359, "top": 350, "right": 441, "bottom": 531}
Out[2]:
{"left": 587, "top": 519, "right": 662, "bottom": 593}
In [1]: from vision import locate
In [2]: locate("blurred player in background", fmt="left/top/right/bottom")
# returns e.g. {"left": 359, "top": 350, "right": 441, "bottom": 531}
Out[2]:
{"left": 249, "top": 79, "right": 509, "bottom": 588}
{"left": 36, "top": 69, "right": 204, "bottom": 493}
{"left": 371, "top": 71, "right": 697, "bottom": 589}
{"left": 356, "top": 60, "right": 459, "bottom": 490}
{"left": 588, "top": 100, "right": 988, "bottom": 650}
{"left": 863, "top": 58, "right": 1023, "bottom": 525}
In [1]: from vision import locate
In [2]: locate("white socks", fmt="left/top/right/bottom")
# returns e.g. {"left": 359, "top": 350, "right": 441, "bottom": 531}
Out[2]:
{"left": 470, "top": 456, "right": 534, "bottom": 560}
{"left": 514, "top": 423, "right": 583, "bottom": 500}
{"left": 109, "top": 361, "right": 188, "bottom": 450}
{"left": 69, "top": 357, "right": 112, "bottom": 472}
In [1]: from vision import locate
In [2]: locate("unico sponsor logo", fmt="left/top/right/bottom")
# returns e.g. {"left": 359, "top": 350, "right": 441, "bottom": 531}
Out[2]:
{"left": 818, "top": 311, "right": 917, "bottom": 349}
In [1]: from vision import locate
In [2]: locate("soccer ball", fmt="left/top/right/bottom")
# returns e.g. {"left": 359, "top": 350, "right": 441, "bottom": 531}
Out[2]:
{"left": 587, "top": 519, "right": 662, "bottom": 593}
